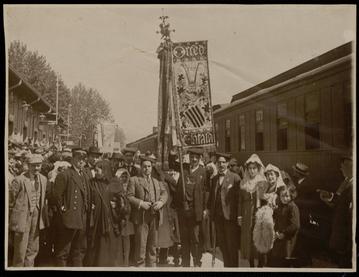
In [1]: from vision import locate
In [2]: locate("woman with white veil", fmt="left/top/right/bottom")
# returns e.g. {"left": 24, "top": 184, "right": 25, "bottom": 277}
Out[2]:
{"left": 252, "top": 164, "right": 287, "bottom": 267}
{"left": 238, "top": 154, "right": 267, "bottom": 267}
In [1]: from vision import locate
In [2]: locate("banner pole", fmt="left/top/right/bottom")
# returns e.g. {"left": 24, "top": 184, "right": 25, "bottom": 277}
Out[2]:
{"left": 178, "top": 146, "right": 189, "bottom": 210}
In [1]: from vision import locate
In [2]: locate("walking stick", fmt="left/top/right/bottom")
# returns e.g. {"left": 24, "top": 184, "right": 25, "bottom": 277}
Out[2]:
{"left": 211, "top": 220, "right": 216, "bottom": 267}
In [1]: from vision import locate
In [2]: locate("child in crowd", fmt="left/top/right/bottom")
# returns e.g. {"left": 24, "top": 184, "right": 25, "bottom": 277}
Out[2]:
{"left": 268, "top": 186, "right": 300, "bottom": 267}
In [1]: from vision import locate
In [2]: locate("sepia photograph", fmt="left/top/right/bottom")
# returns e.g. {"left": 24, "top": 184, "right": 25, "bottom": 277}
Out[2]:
{"left": 3, "top": 4, "right": 356, "bottom": 271}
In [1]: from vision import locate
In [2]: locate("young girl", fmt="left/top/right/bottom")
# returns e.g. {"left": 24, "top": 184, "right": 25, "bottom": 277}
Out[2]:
{"left": 238, "top": 154, "right": 267, "bottom": 267}
{"left": 268, "top": 186, "right": 300, "bottom": 267}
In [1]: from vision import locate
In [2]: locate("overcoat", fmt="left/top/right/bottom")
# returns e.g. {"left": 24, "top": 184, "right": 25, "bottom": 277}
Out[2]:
{"left": 53, "top": 166, "right": 91, "bottom": 230}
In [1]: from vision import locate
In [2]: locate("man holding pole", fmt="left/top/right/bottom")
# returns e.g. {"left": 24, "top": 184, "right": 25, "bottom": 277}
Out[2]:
{"left": 174, "top": 148, "right": 207, "bottom": 267}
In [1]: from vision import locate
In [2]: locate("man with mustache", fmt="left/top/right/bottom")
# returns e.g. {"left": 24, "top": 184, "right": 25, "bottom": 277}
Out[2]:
{"left": 204, "top": 152, "right": 241, "bottom": 267}
{"left": 9, "top": 154, "right": 49, "bottom": 267}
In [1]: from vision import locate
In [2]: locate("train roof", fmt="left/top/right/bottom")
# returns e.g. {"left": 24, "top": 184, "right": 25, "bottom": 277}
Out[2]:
{"left": 215, "top": 41, "right": 353, "bottom": 115}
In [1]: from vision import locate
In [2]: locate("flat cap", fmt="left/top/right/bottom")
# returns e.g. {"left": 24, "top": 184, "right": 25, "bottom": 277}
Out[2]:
{"left": 140, "top": 155, "right": 156, "bottom": 163}
{"left": 215, "top": 152, "right": 232, "bottom": 161}
{"left": 27, "top": 154, "right": 43, "bottom": 164}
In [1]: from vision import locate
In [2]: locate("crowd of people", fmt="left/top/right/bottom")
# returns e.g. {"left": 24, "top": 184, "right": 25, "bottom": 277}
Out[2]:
{"left": 7, "top": 140, "right": 353, "bottom": 268}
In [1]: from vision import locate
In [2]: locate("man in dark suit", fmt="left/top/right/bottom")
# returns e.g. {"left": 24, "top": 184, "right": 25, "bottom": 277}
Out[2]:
{"left": 122, "top": 147, "right": 141, "bottom": 177}
{"left": 319, "top": 154, "right": 353, "bottom": 268}
{"left": 174, "top": 148, "right": 207, "bottom": 267}
{"left": 291, "top": 162, "right": 315, "bottom": 267}
{"left": 127, "top": 156, "right": 168, "bottom": 267}
{"left": 84, "top": 146, "right": 102, "bottom": 179}
{"left": 204, "top": 152, "right": 241, "bottom": 267}
{"left": 53, "top": 148, "right": 91, "bottom": 266}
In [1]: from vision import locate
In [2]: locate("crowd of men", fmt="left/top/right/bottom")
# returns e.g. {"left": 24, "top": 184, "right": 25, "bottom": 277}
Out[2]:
{"left": 7, "top": 140, "right": 353, "bottom": 268}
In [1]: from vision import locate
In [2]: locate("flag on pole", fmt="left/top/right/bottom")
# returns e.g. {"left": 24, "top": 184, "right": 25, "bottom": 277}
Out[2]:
{"left": 170, "top": 40, "right": 216, "bottom": 148}
{"left": 157, "top": 39, "right": 179, "bottom": 165}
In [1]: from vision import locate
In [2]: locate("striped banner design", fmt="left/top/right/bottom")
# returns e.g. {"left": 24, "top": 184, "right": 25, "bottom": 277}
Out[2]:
{"left": 184, "top": 105, "right": 205, "bottom": 128}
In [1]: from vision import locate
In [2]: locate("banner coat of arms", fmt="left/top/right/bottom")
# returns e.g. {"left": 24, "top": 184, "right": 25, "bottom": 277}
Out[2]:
{"left": 171, "top": 40, "right": 216, "bottom": 148}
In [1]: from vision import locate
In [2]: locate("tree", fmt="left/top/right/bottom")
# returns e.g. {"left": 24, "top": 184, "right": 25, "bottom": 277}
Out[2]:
{"left": 70, "top": 83, "right": 114, "bottom": 148}
{"left": 8, "top": 40, "right": 71, "bottom": 120}
{"left": 8, "top": 40, "right": 115, "bottom": 148}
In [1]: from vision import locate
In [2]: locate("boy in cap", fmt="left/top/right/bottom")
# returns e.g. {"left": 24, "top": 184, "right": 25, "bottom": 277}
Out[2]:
{"left": 9, "top": 154, "right": 49, "bottom": 267}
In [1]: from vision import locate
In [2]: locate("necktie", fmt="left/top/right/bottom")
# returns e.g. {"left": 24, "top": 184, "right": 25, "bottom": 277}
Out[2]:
{"left": 34, "top": 176, "right": 39, "bottom": 191}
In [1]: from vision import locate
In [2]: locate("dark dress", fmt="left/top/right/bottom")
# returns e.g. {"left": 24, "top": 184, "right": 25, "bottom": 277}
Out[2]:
{"left": 268, "top": 201, "right": 300, "bottom": 267}
{"left": 87, "top": 177, "right": 118, "bottom": 266}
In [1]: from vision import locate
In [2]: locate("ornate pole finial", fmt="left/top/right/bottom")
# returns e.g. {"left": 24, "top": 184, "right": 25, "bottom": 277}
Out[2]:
{"left": 156, "top": 11, "right": 175, "bottom": 42}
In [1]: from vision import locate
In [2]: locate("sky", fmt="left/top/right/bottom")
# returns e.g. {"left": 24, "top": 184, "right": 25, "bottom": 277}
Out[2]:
{"left": 4, "top": 5, "right": 356, "bottom": 143}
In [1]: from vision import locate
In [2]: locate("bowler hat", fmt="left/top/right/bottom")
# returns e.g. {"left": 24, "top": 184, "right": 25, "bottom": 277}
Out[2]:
{"left": 27, "top": 154, "right": 43, "bottom": 164}
{"left": 122, "top": 147, "right": 137, "bottom": 155}
{"left": 187, "top": 148, "right": 204, "bottom": 156}
{"left": 292, "top": 162, "right": 309, "bottom": 176}
{"left": 88, "top": 146, "right": 102, "bottom": 155}
{"left": 111, "top": 152, "right": 124, "bottom": 160}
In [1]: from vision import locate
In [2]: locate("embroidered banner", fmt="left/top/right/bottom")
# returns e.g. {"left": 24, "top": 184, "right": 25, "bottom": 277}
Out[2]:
{"left": 171, "top": 40, "right": 216, "bottom": 148}
{"left": 97, "top": 122, "right": 117, "bottom": 153}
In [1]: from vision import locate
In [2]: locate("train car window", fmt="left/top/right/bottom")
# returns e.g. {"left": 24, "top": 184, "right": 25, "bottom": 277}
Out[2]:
{"left": 225, "top": 119, "right": 231, "bottom": 152}
{"left": 277, "top": 103, "right": 288, "bottom": 150}
{"left": 255, "top": 110, "right": 264, "bottom": 151}
{"left": 305, "top": 93, "right": 320, "bottom": 149}
{"left": 239, "top": 115, "right": 245, "bottom": 151}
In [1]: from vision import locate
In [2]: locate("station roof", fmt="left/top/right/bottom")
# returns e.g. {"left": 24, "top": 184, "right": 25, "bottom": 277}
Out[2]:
{"left": 8, "top": 65, "right": 66, "bottom": 127}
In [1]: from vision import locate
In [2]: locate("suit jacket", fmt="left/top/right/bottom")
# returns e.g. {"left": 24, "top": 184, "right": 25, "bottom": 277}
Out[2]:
{"left": 53, "top": 166, "right": 91, "bottom": 230}
{"left": 174, "top": 166, "right": 207, "bottom": 222}
{"left": 127, "top": 175, "right": 168, "bottom": 225}
{"left": 9, "top": 172, "right": 49, "bottom": 233}
{"left": 207, "top": 170, "right": 241, "bottom": 221}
